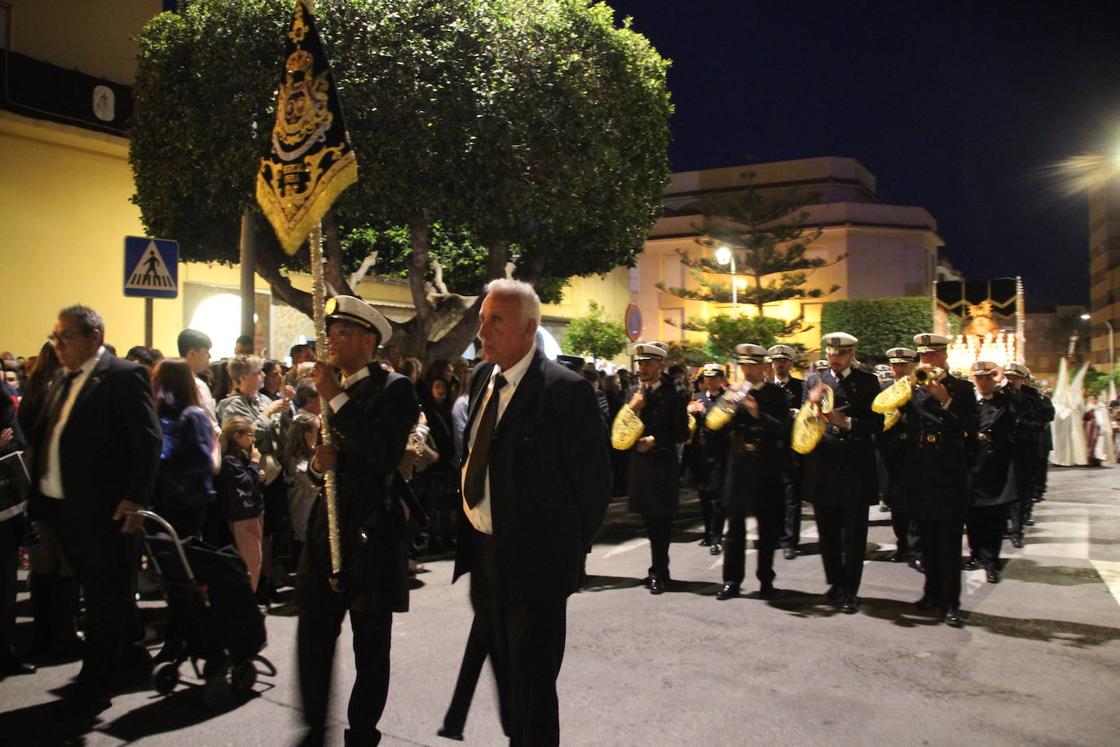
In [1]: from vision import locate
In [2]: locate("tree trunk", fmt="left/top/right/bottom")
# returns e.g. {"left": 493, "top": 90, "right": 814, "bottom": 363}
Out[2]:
{"left": 250, "top": 213, "right": 313, "bottom": 317}
{"left": 323, "top": 211, "right": 356, "bottom": 297}
{"left": 407, "top": 215, "right": 434, "bottom": 356}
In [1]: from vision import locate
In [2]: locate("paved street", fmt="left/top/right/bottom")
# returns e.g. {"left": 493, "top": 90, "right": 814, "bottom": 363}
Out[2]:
{"left": 2, "top": 465, "right": 1119, "bottom": 746}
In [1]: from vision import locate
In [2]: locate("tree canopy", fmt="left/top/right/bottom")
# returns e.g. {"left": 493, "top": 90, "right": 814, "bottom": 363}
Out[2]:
{"left": 131, "top": 0, "right": 671, "bottom": 361}
{"left": 563, "top": 301, "right": 629, "bottom": 361}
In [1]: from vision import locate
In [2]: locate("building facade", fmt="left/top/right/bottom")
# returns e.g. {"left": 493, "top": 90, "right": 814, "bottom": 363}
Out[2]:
{"left": 631, "top": 157, "right": 943, "bottom": 356}
{"left": 1087, "top": 174, "right": 1120, "bottom": 371}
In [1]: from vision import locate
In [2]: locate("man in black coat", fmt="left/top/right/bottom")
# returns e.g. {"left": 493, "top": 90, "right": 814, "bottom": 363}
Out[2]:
{"left": 0, "top": 380, "right": 34, "bottom": 677}
{"left": 768, "top": 344, "right": 805, "bottom": 560}
{"left": 619, "top": 342, "right": 691, "bottom": 595}
{"left": 1003, "top": 362, "right": 1053, "bottom": 546}
{"left": 967, "top": 361, "right": 1019, "bottom": 584}
{"left": 686, "top": 363, "right": 729, "bottom": 553}
{"left": 27, "top": 305, "right": 162, "bottom": 713}
{"left": 301, "top": 296, "right": 418, "bottom": 746}
{"left": 898, "top": 333, "right": 978, "bottom": 628}
{"left": 878, "top": 347, "right": 920, "bottom": 566}
{"left": 452, "top": 279, "right": 609, "bottom": 747}
{"left": 800, "top": 332, "right": 884, "bottom": 614}
{"left": 712, "top": 344, "right": 792, "bottom": 600}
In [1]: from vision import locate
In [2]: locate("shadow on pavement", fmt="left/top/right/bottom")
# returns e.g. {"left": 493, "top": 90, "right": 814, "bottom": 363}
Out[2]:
{"left": 97, "top": 686, "right": 258, "bottom": 743}
{"left": 1002, "top": 558, "right": 1103, "bottom": 586}
{"left": 0, "top": 699, "right": 98, "bottom": 746}
{"left": 957, "top": 611, "right": 1120, "bottom": 648}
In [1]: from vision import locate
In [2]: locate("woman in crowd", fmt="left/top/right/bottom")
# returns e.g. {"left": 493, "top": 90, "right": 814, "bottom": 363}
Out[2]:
{"left": 283, "top": 412, "right": 321, "bottom": 568}
{"left": 261, "top": 359, "right": 285, "bottom": 402}
{"left": 215, "top": 416, "right": 266, "bottom": 592}
{"left": 413, "top": 376, "right": 457, "bottom": 554}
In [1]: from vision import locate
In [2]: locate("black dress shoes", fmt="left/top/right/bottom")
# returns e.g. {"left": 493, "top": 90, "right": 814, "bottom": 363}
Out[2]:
{"left": 715, "top": 583, "right": 740, "bottom": 600}
{"left": 437, "top": 726, "right": 465, "bottom": 741}
{"left": 709, "top": 543, "right": 722, "bottom": 556}
{"left": 1010, "top": 536, "right": 1024, "bottom": 549}
{"left": 914, "top": 595, "right": 939, "bottom": 611}
{"left": 783, "top": 547, "right": 798, "bottom": 560}
{"left": 944, "top": 606, "right": 963, "bottom": 627}
{"left": 699, "top": 538, "right": 712, "bottom": 547}
{"left": 885, "top": 551, "right": 903, "bottom": 563}
{"left": 908, "top": 558, "right": 925, "bottom": 574}
{"left": 986, "top": 567, "right": 1001, "bottom": 583}
{"left": 0, "top": 656, "right": 37, "bottom": 676}
{"left": 757, "top": 582, "right": 778, "bottom": 600}
{"left": 840, "top": 595, "right": 859, "bottom": 614}
{"left": 962, "top": 558, "right": 980, "bottom": 571}
{"left": 649, "top": 576, "right": 666, "bottom": 595}
{"left": 1024, "top": 517, "right": 1036, "bottom": 526}
{"left": 824, "top": 585, "right": 845, "bottom": 603}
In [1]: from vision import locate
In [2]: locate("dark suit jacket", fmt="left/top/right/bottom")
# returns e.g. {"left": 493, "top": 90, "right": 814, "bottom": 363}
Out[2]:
{"left": 304, "top": 363, "right": 418, "bottom": 611}
{"left": 453, "top": 349, "right": 610, "bottom": 606}
{"left": 721, "top": 382, "right": 790, "bottom": 514}
{"left": 27, "top": 353, "right": 162, "bottom": 525}
{"left": 624, "top": 374, "right": 691, "bottom": 517}
{"left": 800, "top": 367, "right": 883, "bottom": 507}
{"left": 971, "top": 390, "right": 1018, "bottom": 507}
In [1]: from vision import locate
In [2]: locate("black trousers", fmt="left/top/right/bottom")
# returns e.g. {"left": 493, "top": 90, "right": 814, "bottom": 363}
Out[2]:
{"left": 296, "top": 549, "right": 393, "bottom": 744}
{"left": 723, "top": 502, "right": 782, "bottom": 586}
{"left": 53, "top": 505, "right": 143, "bottom": 694}
{"left": 969, "top": 504, "right": 1009, "bottom": 569}
{"left": 469, "top": 531, "right": 567, "bottom": 747}
{"left": 640, "top": 511, "right": 673, "bottom": 580}
{"left": 917, "top": 519, "right": 963, "bottom": 608}
{"left": 890, "top": 512, "right": 920, "bottom": 557}
{"left": 781, "top": 470, "right": 802, "bottom": 549}
{"left": 813, "top": 504, "right": 869, "bottom": 595}
{"left": 442, "top": 614, "right": 509, "bottom": 737}
{"left": 697, "top": 489, "right": 723, "bottom": 545}
{"left": 0, "top": 518, "right": 19, "bottom": 659}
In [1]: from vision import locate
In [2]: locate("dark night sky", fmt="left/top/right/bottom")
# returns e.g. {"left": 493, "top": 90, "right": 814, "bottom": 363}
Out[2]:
{"left": 608, "top": 0, "right": 1120, "bottom": 307}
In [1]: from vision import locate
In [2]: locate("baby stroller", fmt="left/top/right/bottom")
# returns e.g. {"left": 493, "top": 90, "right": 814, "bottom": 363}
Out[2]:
{"left": 131, "top": 509, "right": 271, "bottom": 708}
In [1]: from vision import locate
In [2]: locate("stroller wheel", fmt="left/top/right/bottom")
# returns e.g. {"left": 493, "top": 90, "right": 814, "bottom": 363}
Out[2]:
{"left": 231, "top": 661, "right": 257, "bottom": 693}
{"left": 153, "top": 661, "right": 180, "bottom": 695}
{"left": 202, "top": 672, "right": 232, "bottom": 709}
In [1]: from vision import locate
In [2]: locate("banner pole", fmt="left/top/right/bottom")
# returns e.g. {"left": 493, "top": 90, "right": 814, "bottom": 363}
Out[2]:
{"left": 310, "top": 222, "right": 343, "bottom": 591}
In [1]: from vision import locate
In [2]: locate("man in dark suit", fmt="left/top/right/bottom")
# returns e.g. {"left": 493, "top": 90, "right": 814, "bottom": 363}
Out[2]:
{"left": 618, "top": 342, "right": 691, "bottom": 594}
{"left": 27, "top": 305, "right": 162, "bottom": 713}
{"left": 878, "top": 347, "right": 920, "bottom": 566}
{"left": 300, "top": 296, "right": 418, "bottom": 746}
{"left": 1003, "top": 362, "right": 1052, "bottom": 546}
{"left": 800, "top": 332, "right": 884, "bottom": 614}
{"left": 768, "top": 344, "right": 805, "bottom": 560}
{"left": 452, "top": 279, "right": 609, "bottom": 747}
{"left": 711, "top": 344, "right": 792, "bottom": 600}
{"left": 898, "top": 332, "right": 978, "bottom": 627}
{"left": 686, "top": 363, "right": 729, "bottom": 553}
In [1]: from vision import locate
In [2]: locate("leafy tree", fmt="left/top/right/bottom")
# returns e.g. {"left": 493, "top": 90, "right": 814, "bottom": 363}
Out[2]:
{"left": 656, "top": 169, "right": 841, "bottom": 337}
{"left": 820, "top": 297, "right": 934, "bottom": 361}
{"left": 130, "top": 0, "right": 671, "bottom": 362}
{"left": 563, "top": 301, "right": 629, "bottom": 361}
{"left": 700, "top": 314, "right": 788, "bottom": 363}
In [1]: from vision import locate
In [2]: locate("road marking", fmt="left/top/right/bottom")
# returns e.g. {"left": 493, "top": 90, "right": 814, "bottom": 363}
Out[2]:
{"left": 1090, "top": 560, "right": 1120, "bottom": 608}
{"left": 1020, "top": 505, "right": 1090, "bottom": 561}
{"left": 601, "top": 537, "right": 649, "bottom": 559}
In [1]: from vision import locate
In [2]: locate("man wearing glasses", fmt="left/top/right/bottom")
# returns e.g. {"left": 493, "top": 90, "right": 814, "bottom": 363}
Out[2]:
{"left": 28, "top": 305, "right": 162, "bottom": 714}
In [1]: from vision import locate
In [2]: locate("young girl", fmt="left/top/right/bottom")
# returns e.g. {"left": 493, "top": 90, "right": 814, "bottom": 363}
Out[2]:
{"left": 216, "top": 416, "right": 265, "bottom": 592}
{"left": 283, "top": 412, "right": 321, "bottom": 565}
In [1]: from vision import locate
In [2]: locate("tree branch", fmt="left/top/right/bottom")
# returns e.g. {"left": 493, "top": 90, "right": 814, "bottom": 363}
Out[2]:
{"left": 323, "top": 211, "right": 356, "bottom": 297}
{"left": 407, "top": 215, "right": 434, "bottom": 346}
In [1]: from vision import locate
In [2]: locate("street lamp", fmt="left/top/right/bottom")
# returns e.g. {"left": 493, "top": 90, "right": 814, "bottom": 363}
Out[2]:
{"left": 714, "top": 245, "right": 737, "bottom": 311}
{"left": 1080, "top": 313, "right": 1116, "bottom": 368}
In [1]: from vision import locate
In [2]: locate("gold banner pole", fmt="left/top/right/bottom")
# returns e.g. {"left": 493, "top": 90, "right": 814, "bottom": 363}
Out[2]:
{"left": 309, "top": 222, "right": 343, "bottom": 591}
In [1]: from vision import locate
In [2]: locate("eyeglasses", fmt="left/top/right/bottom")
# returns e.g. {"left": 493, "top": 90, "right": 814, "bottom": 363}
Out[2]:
{"left": 48, "top": 331, "right": 87, "bottom": 344}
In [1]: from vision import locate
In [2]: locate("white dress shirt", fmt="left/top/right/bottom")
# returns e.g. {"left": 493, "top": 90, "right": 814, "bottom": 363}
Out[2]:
{"left": 39, "top": 347, "right": 105, "bottom": 499}
{"left": 328, "top": 365, "right": 371, "bottom": 413}
{"left": 461, "top": 342, "right": 537, "bottom": 534}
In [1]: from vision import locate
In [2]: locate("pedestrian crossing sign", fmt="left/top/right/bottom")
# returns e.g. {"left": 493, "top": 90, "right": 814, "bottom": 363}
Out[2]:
{"left": 124, "top": 236, "right": 178, "bottom": 299}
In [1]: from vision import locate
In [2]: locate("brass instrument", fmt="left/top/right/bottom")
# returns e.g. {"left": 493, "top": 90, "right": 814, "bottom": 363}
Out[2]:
{"left": 913, "top": 365, "right": 946, "bottom": 386}
{"left": 611, "top": 404, "right": 645, "bottom": 450}
{"left": 791, "top": 386, "right": 834, "bottom": 455}
{"left": 704, "top": 382, "right": 753, "bottom": 431}
{"left": 872, "top": 366, "right": 946, "bottom": 414}
{"left": 882, "top": 408, "right": 901, "bottom": 432}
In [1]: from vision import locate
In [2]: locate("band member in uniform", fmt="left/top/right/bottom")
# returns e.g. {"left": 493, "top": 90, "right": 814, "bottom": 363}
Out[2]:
{"left": 767, "top": 345, "right": 804, "bottom": 560}
{"left": 621, "top": 342, "right": 691, "bottom": 594}
{"left": 1003, "top": 362, "right": 1053, "bottom": 547}
{"left": 714, "top": 344, "right": 792, "bottom": 600}
{"left": 967, "top": 361, "right": 1018, "bottom": 583}
{"left": 299, "top": 296, "right": 418, "bottom": 746}
{"left": 879, "top": 347, "right": 920, "bottom": 566}
{"left": 687, "top": 363, "right": 730, "bottom": 554}
{"left": 898, "top": 333, "right": 977, "bottom": 628}
{"left": 801, "top": 333, "right": 883, "bottom": 614}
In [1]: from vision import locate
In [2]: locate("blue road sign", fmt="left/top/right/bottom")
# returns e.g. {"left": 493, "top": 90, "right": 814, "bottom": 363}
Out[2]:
{"left": 124, "top": 236, "right": 178, "bottom": 299}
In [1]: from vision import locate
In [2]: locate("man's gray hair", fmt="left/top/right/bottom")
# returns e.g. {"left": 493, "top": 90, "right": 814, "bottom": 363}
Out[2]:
{"left": 484, "top": 278, "right": 541, "bottom": 326}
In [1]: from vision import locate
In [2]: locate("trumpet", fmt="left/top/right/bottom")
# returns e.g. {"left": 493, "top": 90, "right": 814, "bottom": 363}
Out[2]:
{"left": 872, "top": 366, "right": 946, "bottom": 414}
{"left": 912, "top": 366, "right": 946, "bottom": 386}
{"left": 704, "top": 381, "right": 753, "bottom": 431}
{"left": 791, "top": 385, "right": 834, "bottom": 455}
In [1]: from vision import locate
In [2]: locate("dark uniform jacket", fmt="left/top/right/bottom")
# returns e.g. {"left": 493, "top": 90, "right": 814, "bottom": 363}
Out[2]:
{"left": 625, "top": 374, "right": 691, "bottom": 518}
{"left": 970, "top": 390, "right": 1018, "bottom": 507}
{"left": 721, "top": 382, "right": 791, "bottom": 515}
{"left": 875, "top": 380, "right": 909, "bottom": 505}
{"left": 689, "top": 387, "right": 730, "bottom": 495}
{"left": 800, "top": 367, "right": 884, "bottom": 508}
{"left": 305, "top": 363, "right": 417, "bottom": 612}
{"left": 897, "top": 374, "right": 978, "bottom": 521}
{"left": 773, "top": 377, "right": 804, "bottom": 413}
{"left": 1008, "top": 384, "right": 1054, "bottom": 460}
{"left": 453, "top": 350, "right": 610, "bottom": 605}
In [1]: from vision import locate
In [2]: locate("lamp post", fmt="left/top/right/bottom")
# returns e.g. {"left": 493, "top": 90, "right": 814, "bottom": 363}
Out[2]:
{"left": 1081, "top": 313, "right": 1116, "bottom": 368}
{"left": 715, "top": 245, "right": 737, "bottom": 311}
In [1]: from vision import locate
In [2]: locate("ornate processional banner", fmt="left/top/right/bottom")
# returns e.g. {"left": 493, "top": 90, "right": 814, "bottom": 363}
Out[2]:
{"left": 256, "top": 0, "right": 357, "bottom": 255}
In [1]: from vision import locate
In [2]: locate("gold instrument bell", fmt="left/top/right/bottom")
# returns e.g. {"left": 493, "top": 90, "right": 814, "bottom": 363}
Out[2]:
{"left": 611, "top": 404, "right": 644, "bottom": 450}
{"left": 791, "top": 386, "right": 834, "bottom": 455}
{"left": 872, "top": 366, "right": 946, "bottom": 414}
{"left": 705, "top": 382, "right": 752, "bottom": 431}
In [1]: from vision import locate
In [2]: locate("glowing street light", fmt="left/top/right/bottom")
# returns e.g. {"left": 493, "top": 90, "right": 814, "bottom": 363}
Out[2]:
{"left": 715, "top": 244, "right": 737, "bottom": 311}
{"left": 1080, "top": 313, "right": 1116, "bottom": 368}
